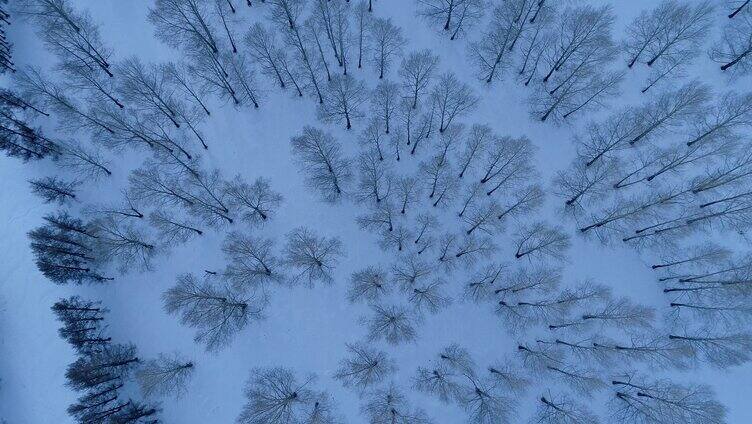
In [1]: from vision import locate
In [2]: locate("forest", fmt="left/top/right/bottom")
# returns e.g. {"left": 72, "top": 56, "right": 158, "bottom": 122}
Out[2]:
{"left": 1, "top": 0, "right": 752, "bottom": 423}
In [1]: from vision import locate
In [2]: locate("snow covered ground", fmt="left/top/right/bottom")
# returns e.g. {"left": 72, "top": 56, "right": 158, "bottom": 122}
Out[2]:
{"left": 1, "top": 0, "right": 752, "bottom": 423}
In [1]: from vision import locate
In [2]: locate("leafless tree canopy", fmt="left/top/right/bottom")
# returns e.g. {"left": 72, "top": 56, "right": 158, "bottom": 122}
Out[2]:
{"left": 291, "top": 126, "right": 353, "bottom": 202}
{"left": 283, "top": 226, "right": 344, "bottom": 286}
{"left": 239, "top": 367, "right": 340, "bottom": 424}
{"left": 163, "top": 273, "right": 260, "bottom": 352}
{"left": 136, "top": 353, "right": 194, "bottom": 399}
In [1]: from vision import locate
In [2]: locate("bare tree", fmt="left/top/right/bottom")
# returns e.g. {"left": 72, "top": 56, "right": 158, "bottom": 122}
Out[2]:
{"left": 290, "top": 126, "right": 353, "bottom": 203}
{"left": 420, "top": 124, "right": 460, "bottom": 205}
{"left": 149, "top": 209, "right": 203, "bottom": 245}
{"left": 495, "top": 265, "right": 561, "bottom": 300}
{"left": 334, "top": 343, "right": 396, "bottom": 393}
{"left": 283, "top": 227, "right": 343, "bottom": 286}
{"left": 129, "top": 164, "right": 193, "bottom": 214}
{"left": 56, "top": 140, "right": 112, "bottom": 180}
{"left": 652, "top": 243, "right": 731, "bottom": 271}
{"left": 20, "top": 0, "right": 113, "bottom": 76}
{"left": 91, "top": 215, "right": 156, "bottom": 272}
{"left": 369, "top": 17, "right": 404, "bottom": 79}
{"left": 15, "top": 67, "right": 114, "bottom": 135}
{"left": 462, "top": 199, "right": 501, "bottom": 235}
{"left": 415, "top": 344, "right": 516, "bottom": 423}
{"left": 116, "top": 57, "right": 182, "bottom": 127}
{"left": 686, "top": 91, "right": 752, "bottom": 147}
{"left": 163, "top": 273, "right": 259, "bottom": 352}
{"left": 212, "top": 0, "right": 239, "bottom": 53}
{"left": 60, "top": 61, "right": 122, "bottom": 108}
{"left": 554, "top": 159, "right": 615, "bottom": 210}
{"left": 379, "top": 224, "right": 413, "bottom": 252}
{"left": 222, "top": 231, "right": 283, "bottom": 292}
{"left": 575, "top": 108, "right": 640, "bottom": 167}
{"left": 355, "top": 0, "right": 370, "bottom": 70}
{"left": 413, "top": 213, "right": 436, "bottom": 254}
{"left": 223, "top": 176, "right": 283, "bottom": 225}
{"left": 136, "top": 353, "right": 194, "bottom": 399}
{"left": 582, "top": 296, "right": 654, "bottom": 330}
{"left": 712, "top": 5, "right": 752, "bottom": 75}
{"left": 517, "top": 10, "right": 555, "bottom": 86}
{"left": 276, "top": 50, "right": 306, "bottom": 98}
{"left": 463, "top": 263, "right": 507, "bottom": 303}
{"left": 668, "top": 297, "right": 752, "bottom": 331}
{"left": 363, "top": 304, "right": 418, "bottom": 345}
{"left": 409, "top": 278, "right": 452, "bottom": 314}
{"left": 628, "top": 82, "right": 709, "bottom": 146}
{"left": 323, "top": 0, "right": 352, "bottom": 74}
{"left": 85, "top": 197, "right": 145, "bottom": 223}
{"left": 388, "top": 127, "right": 405, "bottom": 161}
{"left": 399, "top": 49, "right": 439, "bottom": 109}
{"left": 533, "top": 393, "right": 599, "bottom": 424}
{"left": 226, "top": 52, "right": 262, "bottom": 108}
{"left": 238, "top": 367, "right": 339, "bottom": 424}
{"left": 176, "top": 163, "right": 234, "bottom": 226}
{"left": 540, "top": 5, "right": 614, "bottom": 83}
{"left": 532, "top": 67, "right": 623, "bottom": 123}
{"left": 362, "top": 383, "right": 433, "bottom": 424}
{"left": 188, "top": 51, "right": 238, "bottom": 105}
{"left": 306, "top": 15, "right": 333, "bottom": 82}
{"left": 268, "top": 6, "right": 327, "bottom": 104}
{"left": 499, "top": 282, "right": 604, "bottom": 332}
{"left": 416, "top": 0, "right": 485, "bottom": 40}
{"left": 372, "top": 80, "right": 400, "bottom": 134}
{"left": 593, "top": 332, "right": 693, "bottom": 369}
{"left": 319, "top": 74, "right": 368, "bottom": 129}
{"left": 395, "top": 175, "right": 422, "bottom": 214}
{"left": 689, "top": 151, "right": 752, "bottom": 195}
{"left": 610, "top": 376, "right": 726, "bottom": 424}
{"left": 469, "top": 1, "right": 532, "bottom": 84}
{"left": 543, "top": 364, "right": 606, "bottom": 397}
{"left": 728, "top": 0, "right": 751, "bottom": 18}
{"left": 391, "top": 254, "right": 434, "bottom": 292}
{"left": 452, "top": 234, "right": 496, "bottom": 269}
{"left": 497, "top": 184, "right": 544, "bottom": 222}
{"left": 245, "top": 23, "right": 288, "bottom": 89}
{"left": 356, "top": 149, "right": 394, "bottom": 204}
{"left": 640, "top": 49, "right": 695, "bottom": 93}
{"left": 669, "top": 329, "right": 752, "bottom": 368}
{"left": 615, "top": 139, "right": 735, "bottom": 189}
{"left": 430, "top": 73, "right": 478, "bottom": 132}
{"left": 479, "top": 135, "right": 535, "bottom": 197}
{"left": 456, "top": 124, "right": 492, "bottom": 179}
{"left": 624, "top": 1, "right": 713, "bottom": 69}
{"left": 162, "top": 61, "right": 212, "bottom": 116}
{"left": 409, "top": 107, "right": 438, "bottom": 155}
{"left": 266, "top": 0, "right": 304, "bottom": 33}
{"left": 398, "top": 105, "right": 422, "bottom": 150}
{"left": 149, "top": 0, "right": 220, "bottom": 54}
{"left": 357, "top": 201, "right": 396, "bottom": 233}
{"left": 311, "top": 0, "right": 339, "bottom": 69}
{"left": 348, "top": 266, "right": 390, "bottom": 304}
{"left": 304, "top": 391, "right": 341, "bottom": 424}
{"left": 361, "top": 119, "right": 387, "bottom": 161}
{"left": 29, "top": 176, "right": 78, "bottom": 205}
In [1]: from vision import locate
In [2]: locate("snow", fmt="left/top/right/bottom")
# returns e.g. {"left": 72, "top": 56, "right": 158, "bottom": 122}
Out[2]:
{"left": 1, "top": 0, "right": 751, "bottom": 423}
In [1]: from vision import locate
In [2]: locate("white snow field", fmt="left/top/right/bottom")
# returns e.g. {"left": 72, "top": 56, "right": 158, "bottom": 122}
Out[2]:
{"left": 1, "top": 0, "right": 752, "bottom": 423}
